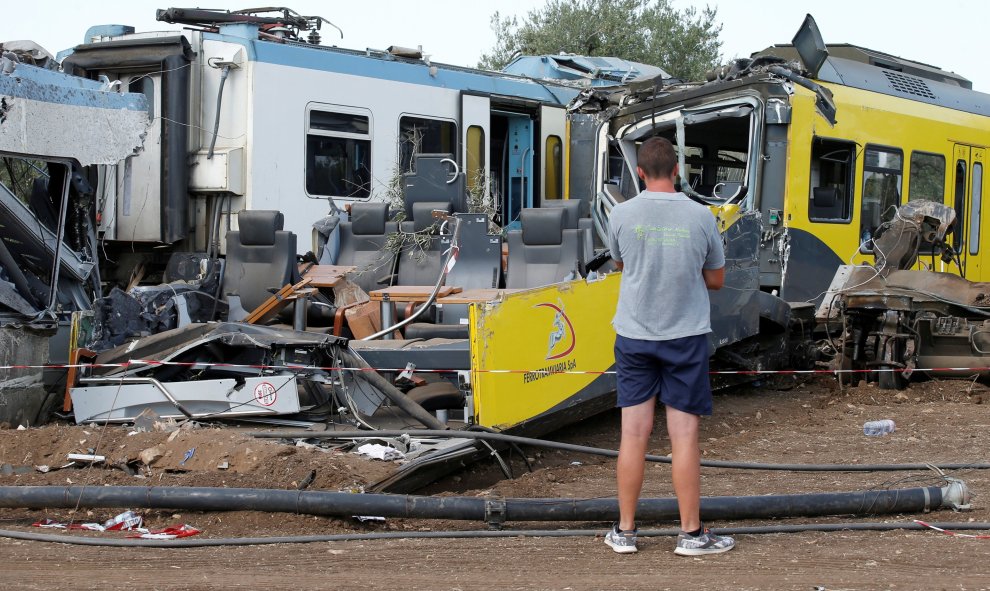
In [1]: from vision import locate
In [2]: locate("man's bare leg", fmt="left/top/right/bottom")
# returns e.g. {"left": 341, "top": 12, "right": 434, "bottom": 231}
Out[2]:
{"left": 617, "top": 398, "right": 656, "bottom": 531}
{"left": 665, "top": 405, "right": 701, "bottom": 532}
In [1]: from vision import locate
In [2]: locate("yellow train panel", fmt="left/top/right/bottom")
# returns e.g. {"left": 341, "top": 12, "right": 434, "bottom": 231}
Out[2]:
{"left": 470, "top": 274, "right": 620, "bottom": 430}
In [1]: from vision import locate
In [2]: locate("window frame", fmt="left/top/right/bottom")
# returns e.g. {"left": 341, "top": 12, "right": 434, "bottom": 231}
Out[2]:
{"left": 807, "top": 137, "right": 857, "bottom": 224}
{"left": 858, "top": 144, "right": 904, "bottom": 252}
{"left": 304, "top": 103, "right": 373, "bottom": 200}
{"left": 907, "top": 150, "right": 946, "bottom": 203}
{"left": 397, "top": 114, "right": 458, "bottom": 175}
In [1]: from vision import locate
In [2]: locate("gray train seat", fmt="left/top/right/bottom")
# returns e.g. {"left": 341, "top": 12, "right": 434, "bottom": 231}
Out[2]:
{"left": 396, "top": 201, "right": 449, "bottom": 286}
{"left": 336, "top": 202, "right": 399, "bottom": 294}
{"left": 416, "top": 212, "right": 503, "bottom": 334}
{"left": 224, "top": 210, "right": 298, "bottom": 321}
{"left": 441, "top": 213, "right": 502, "bottom": 290}
{"left": 401, "top": 153, "right": 467, "bottom": 218}
{"left": 506, "top": 208, "right": 582, "bottom": 288}
{"left": 544, "top": 199, "right": 593, "bottom": 265}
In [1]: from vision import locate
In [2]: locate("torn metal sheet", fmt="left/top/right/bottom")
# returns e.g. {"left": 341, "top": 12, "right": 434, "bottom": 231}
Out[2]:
{"left": 90, "top": 322, "right": 343, "bottom": 369}
{"left": 72, "top": 322, "right": 362, "bottom": 424}
{"left": 71, "top": 375, "right": 300, "bottom": 423}
{"left": 0, "top": 55, "right": 148, "bottom": 165}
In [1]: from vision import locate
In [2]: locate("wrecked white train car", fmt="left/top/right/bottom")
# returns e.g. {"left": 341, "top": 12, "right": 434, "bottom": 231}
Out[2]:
{"left": 56, "top": 7, "right": 585, "bottom": 288}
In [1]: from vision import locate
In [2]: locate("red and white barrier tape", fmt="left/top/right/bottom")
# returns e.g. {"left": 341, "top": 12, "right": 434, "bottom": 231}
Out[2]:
{"left": 1, "top": 359, "right": 989, "bottom": 376}
{"left": 914, "top": 520, "right": 990, "bottom": 539}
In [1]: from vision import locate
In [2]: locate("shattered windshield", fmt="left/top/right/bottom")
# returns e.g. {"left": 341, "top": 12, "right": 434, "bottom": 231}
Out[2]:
{"left": 610, "top": 102, "right": 756, "bottom": 205}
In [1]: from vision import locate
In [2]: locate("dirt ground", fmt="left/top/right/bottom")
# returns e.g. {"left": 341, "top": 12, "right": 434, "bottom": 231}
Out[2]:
{"left": 3, "top": 374, "right": 990, "bottom": 590}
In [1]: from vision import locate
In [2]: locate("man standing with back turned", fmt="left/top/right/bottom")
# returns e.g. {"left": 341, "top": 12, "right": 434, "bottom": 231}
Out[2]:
{"left": 603, "top": 137, "right": 734, "bottom": 556}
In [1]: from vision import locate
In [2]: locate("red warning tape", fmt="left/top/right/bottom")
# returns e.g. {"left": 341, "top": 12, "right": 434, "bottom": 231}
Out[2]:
{"left": 0, "top": 359, "right": 988, "bottom": 376}
{"left": 914, "top": 520, "right": 990, "bottom": 539}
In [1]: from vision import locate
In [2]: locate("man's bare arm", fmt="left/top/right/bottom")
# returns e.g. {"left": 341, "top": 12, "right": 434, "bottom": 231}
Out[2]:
{"left": 703, "top": 267, "right": 724, "bottom": 290}
{"left": 614, "top": 261, "right": 624, "bottom": 271}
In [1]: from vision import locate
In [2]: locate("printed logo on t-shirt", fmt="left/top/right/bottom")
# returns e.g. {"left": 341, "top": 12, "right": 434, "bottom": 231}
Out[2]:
{"left": 633, "top": 224, "right": 690, "bottom": 246}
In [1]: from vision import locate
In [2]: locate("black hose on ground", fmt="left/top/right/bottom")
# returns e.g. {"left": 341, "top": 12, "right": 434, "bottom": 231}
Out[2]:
{"left": 0, "top": 484, "right": 960, "bottom": 523}
{"left": 247, "top": 429, "right": 990, "bottom": 473}
{"left": 1, "top": 521, "right": 986, "bottom": 548}
{"left": 335, "top": 350, "right": 446, "bottom": 430}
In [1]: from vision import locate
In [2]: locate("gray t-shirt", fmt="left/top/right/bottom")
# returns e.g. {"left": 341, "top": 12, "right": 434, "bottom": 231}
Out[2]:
{"left": 607, "top": 190, "right": 725, "bottom": 341}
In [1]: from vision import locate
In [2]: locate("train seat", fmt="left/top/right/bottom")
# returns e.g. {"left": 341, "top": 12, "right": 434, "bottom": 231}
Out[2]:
{"left": 401, "top": 153, "right": 468, "bottom": 219}
{"left": 396, "top": 201, "right": 449, "bottom": 286}
{"left": 506, "top": 207, "right": 582, "bottom": 288}
{"left": 223, "top": 210, "right": 298, "bottom": 321}
{"left": 337, "top": 202, "right": 399, "bottom": 294}
{"left": 543, "top": 199, "right": 593, "bottom": 264}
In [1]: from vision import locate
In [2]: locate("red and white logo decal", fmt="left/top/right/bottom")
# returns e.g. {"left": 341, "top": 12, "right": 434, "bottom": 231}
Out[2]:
{"left": 254, "top": 381, "right": 277, "bottom": 406}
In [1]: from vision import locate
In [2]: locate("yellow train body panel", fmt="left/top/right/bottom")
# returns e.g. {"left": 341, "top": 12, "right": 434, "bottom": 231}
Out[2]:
{"left": 469, "top": 274, "right": 620, "bottom": 431}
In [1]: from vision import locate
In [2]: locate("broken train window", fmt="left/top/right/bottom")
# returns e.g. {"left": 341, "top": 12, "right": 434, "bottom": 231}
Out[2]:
{"left": 808, "top": 137, "right": 855, "bottom": 223}
{"left": 305, "top": 106, "right": 372, "bottom": 199}
{"left": 678, "top": 105, "right": 753, "bottom": 201}
{"left": 398, "top": 116, "right": 457, "bottom": 174}
{"left": 0, "top": 157, "right": 76, "bottom": 315}
{"left": 859, "top": 146, "right": 903, "bottom": 250}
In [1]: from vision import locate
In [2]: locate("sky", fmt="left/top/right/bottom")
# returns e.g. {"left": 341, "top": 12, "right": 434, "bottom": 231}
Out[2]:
{"left": 0, "top": 1, "right": 986, "bottom": 91}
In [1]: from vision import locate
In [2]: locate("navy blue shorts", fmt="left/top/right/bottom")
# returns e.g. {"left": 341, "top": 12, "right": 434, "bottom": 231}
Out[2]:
{"left": 614, "top": 333, "right": 713, "bottom": 416}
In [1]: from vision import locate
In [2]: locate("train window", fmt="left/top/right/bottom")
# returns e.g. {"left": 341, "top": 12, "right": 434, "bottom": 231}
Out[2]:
{"left": 970, "top": 163, "right": 983, "bottom": 256}
{"left": 808, "top": 138, "right": 855, "bottom": 223}
{"left": 310, "top": 111, "right": 369, "bottom": 135}
{"left": 908, "top": 152, "right": 945, "bottom": 202}
{"left": 859, "top": 147, "right": 902, "bottom": 250}
{"left": 466, "top": 125, "right": 486, "bottom": 194}
{"left": 398, "top": 116, "right": 457, "bottom": 173}
{"left": 545, "top": 135, "right": 563, "bottom": 200}
{"left": 305, "top": 107, "right": 372, "bottom": 199}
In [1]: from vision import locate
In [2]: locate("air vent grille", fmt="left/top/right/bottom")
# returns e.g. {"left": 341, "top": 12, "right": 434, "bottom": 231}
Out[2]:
{"left": 882, "top": 70, "right": 936, "bottom": 99}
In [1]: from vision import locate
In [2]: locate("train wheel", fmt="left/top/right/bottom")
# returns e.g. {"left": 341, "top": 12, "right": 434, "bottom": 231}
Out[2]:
{"left": 878, "top": 341, "right": 908, "bottom": 389}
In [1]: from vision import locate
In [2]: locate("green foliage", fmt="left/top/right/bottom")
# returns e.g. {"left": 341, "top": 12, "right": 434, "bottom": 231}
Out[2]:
{"left": 479, "top": 0, "right": 722, "bottom": 82}
{"left": 0, "top": 157, "right": 47, "bottom": 204}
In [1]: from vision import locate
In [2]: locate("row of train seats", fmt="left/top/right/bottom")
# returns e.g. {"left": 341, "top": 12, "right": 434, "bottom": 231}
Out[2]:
{"left": 336, "top": 200, "right": 594, "bottom": 296}
{"left": 217, "top": 153, "right": 596, "bottom": 337}
{"left": 216, "top": 201, "right": 596, "bottom": 330}
{"left": 338, "top": 200, "right": 505, "bottom": 294}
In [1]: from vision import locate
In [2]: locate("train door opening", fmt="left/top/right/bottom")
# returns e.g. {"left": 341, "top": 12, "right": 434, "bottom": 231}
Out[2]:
{"left": 953, "top": 144, "right": 986, "bottom": 279}
{"left": 491, "top": 111, "right": 534, "bottom": 229}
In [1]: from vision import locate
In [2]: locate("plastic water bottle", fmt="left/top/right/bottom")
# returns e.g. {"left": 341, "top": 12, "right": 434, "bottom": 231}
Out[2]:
{"left": 863, "top": 419, "right": 896, "bottom": 436}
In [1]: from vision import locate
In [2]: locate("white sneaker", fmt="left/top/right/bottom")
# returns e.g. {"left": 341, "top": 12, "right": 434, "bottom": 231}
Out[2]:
{"left": 604, "top": 523, "right": 638, "bottom": 554}
{"left": 674, "top": 528, "right": 735, "bottom": 556}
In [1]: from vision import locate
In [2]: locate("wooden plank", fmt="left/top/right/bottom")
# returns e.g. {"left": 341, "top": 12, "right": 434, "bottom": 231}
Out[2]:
{"left": 368, "top": 285, "right": 462, "bottom": 302}
{"left": 243, "top": 277, "right": 313, "bottom": 324}
{"left": 303, "top": 264, "right": 357, "bottom": 288}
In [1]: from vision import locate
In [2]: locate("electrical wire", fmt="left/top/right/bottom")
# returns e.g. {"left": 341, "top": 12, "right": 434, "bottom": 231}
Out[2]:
{"left": 2, "top": 521, "right": 988, "bottom": 548}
